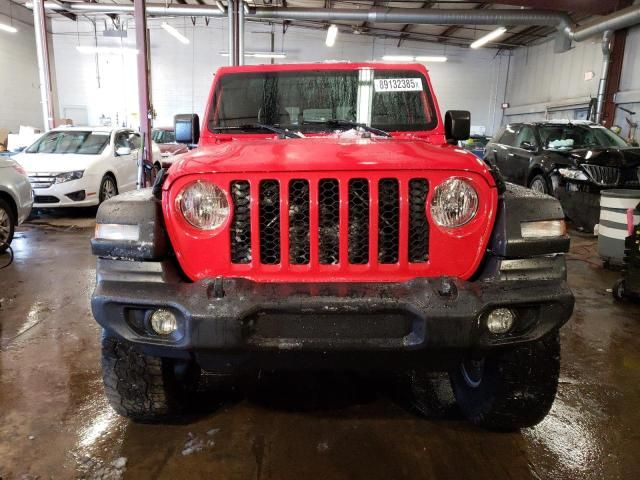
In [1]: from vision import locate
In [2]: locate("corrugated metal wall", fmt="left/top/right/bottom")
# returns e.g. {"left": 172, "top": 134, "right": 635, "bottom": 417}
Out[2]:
{"left": 504, "top": 24, "right": 640, "bottom": 136}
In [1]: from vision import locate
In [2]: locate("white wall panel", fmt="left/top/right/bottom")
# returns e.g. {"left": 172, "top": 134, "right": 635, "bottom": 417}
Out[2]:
{"left": 50, "top": 17, "right": 508, "bottom": 135}
{"left": 0, "top": 0, "right": 42, "bottom": 131}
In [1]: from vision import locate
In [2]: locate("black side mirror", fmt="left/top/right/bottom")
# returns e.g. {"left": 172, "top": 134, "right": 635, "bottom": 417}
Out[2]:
{"left": 520, "top": 141, "right": 536, "bottom": 151}
{"left": 445, "top": 110, "right": 471, "bottom": 143}
{"left": 174, "top": 114, "right": 200, "bottom": 145}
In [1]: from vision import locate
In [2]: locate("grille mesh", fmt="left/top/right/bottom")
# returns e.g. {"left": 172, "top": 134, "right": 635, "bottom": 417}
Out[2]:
{"left": 230, "top": 181, "right": 252, "bottom": 264}
{"left": 408, "top": 179, "right": 429, "bottom": 263}
{"left": 378, "top": 179, "right": 400, "bottom": 264}
{"left": 288, "top": 179, "right": 310, "bottom": 265}
{"left": 348, "top": 179, "right": 370, "bottom": 264}
{"left": 230, "top": 177, "right": 430, "bottom": 266}
{"left": 318, "top": 179, "right": 340, "bottom": 265}
{"left": 259, "top": 180, "right": 281, "bottom": 264}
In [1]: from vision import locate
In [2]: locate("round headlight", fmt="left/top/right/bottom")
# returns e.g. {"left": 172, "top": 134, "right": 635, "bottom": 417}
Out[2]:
{"left": 178, "top": 181, "right": 230, "bottom": 230}
{"left": 430, "top": 178, "right": 479, "bottom": 228}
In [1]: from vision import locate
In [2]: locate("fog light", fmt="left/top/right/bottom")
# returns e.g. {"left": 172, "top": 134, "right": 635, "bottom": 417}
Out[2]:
{"left": 486, "top": 308, "right": 515, "bottom": 334}
{"left": 150, "top": 309, "right": 178, "bottom": 335}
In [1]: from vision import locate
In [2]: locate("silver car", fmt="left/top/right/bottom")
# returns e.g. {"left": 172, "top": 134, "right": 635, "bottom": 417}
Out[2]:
{"left": 0, "top": 157, "right": 33, "bottom": 252}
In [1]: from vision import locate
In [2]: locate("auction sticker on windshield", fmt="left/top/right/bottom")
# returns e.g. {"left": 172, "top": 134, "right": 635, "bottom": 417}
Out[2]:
{"left": 374, "top": 78, "right": 423, "bottom": 92}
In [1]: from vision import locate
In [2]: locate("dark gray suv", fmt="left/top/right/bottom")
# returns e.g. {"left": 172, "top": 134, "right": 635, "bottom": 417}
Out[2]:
{"left": 485, "top": 121, "right": 640, "bottom": 231}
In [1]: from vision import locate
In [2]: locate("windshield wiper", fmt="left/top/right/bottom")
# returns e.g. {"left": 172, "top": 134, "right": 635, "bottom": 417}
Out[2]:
{"left": 301, "top": 119, "right": 391, "bottom": 137}
{"left": 213, "top": 123, "right": 303, "bottom": 139}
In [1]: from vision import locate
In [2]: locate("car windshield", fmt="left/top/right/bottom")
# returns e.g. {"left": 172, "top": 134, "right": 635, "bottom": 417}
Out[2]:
{"left": 209, "top": 69, "right": 437, "bottom": 134}
{"left": 26, "top": 131, "right": 110, "bottom": 155}
{"left": 539, "top": 124, "right": 629, "bottom": 150}
{"left": 152, "top": 129, "right": 175, "bottom": 143}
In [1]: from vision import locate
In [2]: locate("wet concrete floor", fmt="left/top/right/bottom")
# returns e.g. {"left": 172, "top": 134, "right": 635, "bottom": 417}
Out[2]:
{"left": 1, "top": 210, "right": 639, "bottom": 479}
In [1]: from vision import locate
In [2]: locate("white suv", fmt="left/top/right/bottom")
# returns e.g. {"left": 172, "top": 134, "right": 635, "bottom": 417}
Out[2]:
{"left": 14, "top": 127, "right": 161, "bottom": 208}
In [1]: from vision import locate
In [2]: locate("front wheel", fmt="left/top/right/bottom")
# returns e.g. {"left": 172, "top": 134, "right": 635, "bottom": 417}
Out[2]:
{"left": 101, "top": 333, "right": 199, "bottom": 422}
{"left": 529, "top": 174, "right": 550, "bottom": 194}
{"left": 0, "top": 198, "right": 16, "bottom": 253}
{"left": 99, "top": 174, "right": 118, "bottom": 204}
{"left": 450, "top": 331, "right": 560, "bottom": 431}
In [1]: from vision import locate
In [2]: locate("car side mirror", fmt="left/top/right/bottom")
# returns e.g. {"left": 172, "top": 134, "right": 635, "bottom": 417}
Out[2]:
{"left": 445, "top": 110, "right": 471, "bottom": 143}
{"left": 175, "top": 114, "right": 200, "bottom": 145}
{"left": 520, "top": 141, "right": 536, "bottom": 151}
{"left": 115, "top": 146, "right": 131, "bottom": 156}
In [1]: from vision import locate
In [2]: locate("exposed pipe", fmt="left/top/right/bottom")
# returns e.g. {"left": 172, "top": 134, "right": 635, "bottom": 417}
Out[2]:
{"left": 30, "top": 3, "right": 640, "bottom": 52}
{"left": 572, "top": 4, "right": 640, "bottom": 42}
{"left": 595, "top": 30, "right": 613, "bottom": 125}
{"left": 32, "top": 0, "right": 55, "bottom": 131}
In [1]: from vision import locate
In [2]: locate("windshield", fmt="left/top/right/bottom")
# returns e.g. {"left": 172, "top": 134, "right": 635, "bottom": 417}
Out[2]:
{"left": 26, "top": 131, "right": 110, "bottom": 155}
{"left": 539, "top": 124, "right": 629, "bottom": 150}
{"left": 152, "top": 129, "right": 175, "bottom": 143}
{"left": 209, "top": 69, "right": 437, "bottom": 134}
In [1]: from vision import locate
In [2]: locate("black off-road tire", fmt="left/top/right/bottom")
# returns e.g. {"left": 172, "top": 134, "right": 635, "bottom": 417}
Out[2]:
{"left": 101, "top": 333, "right": 197, "bottom": 422}
{"left": 450, "top": 331, "right": 560, "bottom": 431}
{"left": 0, "top": 197, "right": 16, "bottom": 253}
{"left": 403, "top": 370, "right": 456, "bottom": 419}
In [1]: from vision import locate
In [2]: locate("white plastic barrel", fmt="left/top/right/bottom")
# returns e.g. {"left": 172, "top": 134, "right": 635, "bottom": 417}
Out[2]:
{"left": 597, "top": 189, "right": 640, "bottom": 267}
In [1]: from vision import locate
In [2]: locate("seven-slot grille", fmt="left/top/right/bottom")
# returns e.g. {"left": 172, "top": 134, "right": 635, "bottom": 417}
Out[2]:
{"left": 581, "top": 165, "right": 620, "bottom": 186}
{"left": 229, "top": 177, "right": 430, "bottom": 266}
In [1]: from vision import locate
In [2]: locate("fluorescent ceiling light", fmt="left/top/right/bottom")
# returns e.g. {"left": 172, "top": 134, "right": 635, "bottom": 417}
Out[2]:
{"left": 326, "top": 24, "right": 338, "bottom": 47}
{"left": 470, "top": 27, "right": 507, "bottom": 49}
{"left": 0, "top": 23, "right": 17, "bottom": 33}
{"left": 219, "top": 51, "right": 286, "bottom": 58}
{"left": 415, "top": 56, "right": 447, "bottom": 62}
{"left": 243, "top": 2, "right": 250, "bottom": 14}
{"left": 215, "top": 1, "right": 225, "bottom": 13}
{"left": 382, "top": 55, "right": 447, "bottom": 62}
{"left": 161, "top": 22, "right": 189, "bottom": 45}
{"left": 76, "top": 45, "right": 138, "bottom": 55}
{"left": 382, "top": 55, "right": 414, "bottom": 62}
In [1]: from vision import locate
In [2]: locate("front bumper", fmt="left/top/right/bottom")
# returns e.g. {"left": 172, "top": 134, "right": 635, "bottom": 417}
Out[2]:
{"left": 92, "top": 257, "right": 574, "bottom": 369}
{"left": 30, "top": 179, "right": 99, "bottom": 208}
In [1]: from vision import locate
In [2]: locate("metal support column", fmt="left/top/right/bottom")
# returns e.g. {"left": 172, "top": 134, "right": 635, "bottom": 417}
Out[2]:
{"left": 227, "top": 0, "right": 235, "bottom": 66}
{"left": 238, "top": 0, "right": 244, "bottom": 65}
{"left": 601, "top": 29, "right": 628, "bottom": 126}
{"left": 228, "top": 0, "right": 239, "bottom": 66}
{"left": 134, "top": 0, "right": 152, "bottom": 188}
{"left": 32, "top": 0, "right": 55, "bottom": 131}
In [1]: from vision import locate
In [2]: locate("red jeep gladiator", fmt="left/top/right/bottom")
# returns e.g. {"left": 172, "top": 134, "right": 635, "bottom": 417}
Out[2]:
{"left": 91, "top": 63, "right": 574, "bottom": 430}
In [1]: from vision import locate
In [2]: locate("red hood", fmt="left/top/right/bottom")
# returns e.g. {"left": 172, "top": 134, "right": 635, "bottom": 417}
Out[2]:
{"left": 164, "top": 137, "right": 495, "bottom": 188}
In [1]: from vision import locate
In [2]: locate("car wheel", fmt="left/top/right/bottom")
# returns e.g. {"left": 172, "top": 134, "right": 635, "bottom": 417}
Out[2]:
{"left": 99, "top": 174, "right": 118, "bottom": 203}
{"left": 450, "top": 331, "right": 560, "bottom": 431}
{"left": 529, "top": 174, "right": 549, "bottom": 194}
{"left": 0, "top": 198, "right": 16, "bottom": 253}
{"left": 101, "top": 332, "right": 200, "bottom": 422}
{"left": 612, "top": 278, "right": 627, "bottom": 301}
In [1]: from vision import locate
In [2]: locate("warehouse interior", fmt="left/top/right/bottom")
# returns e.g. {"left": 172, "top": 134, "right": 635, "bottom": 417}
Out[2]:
{"left": 1, "top": 0, "right": 640, "bottom": 478}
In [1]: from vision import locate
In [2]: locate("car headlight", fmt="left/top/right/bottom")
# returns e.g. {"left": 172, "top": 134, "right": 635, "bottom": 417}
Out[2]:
{"left": 558, "top": 168, "right": 588, "bottom": 181}
{"left": 177, "top": 181, "right": 230, "bottom": 230}
{"left": 430, "top": 177, "right": 479, "bottom": 228}
{"left": 55, "top": 170, "right": 84, "bottom": 183}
